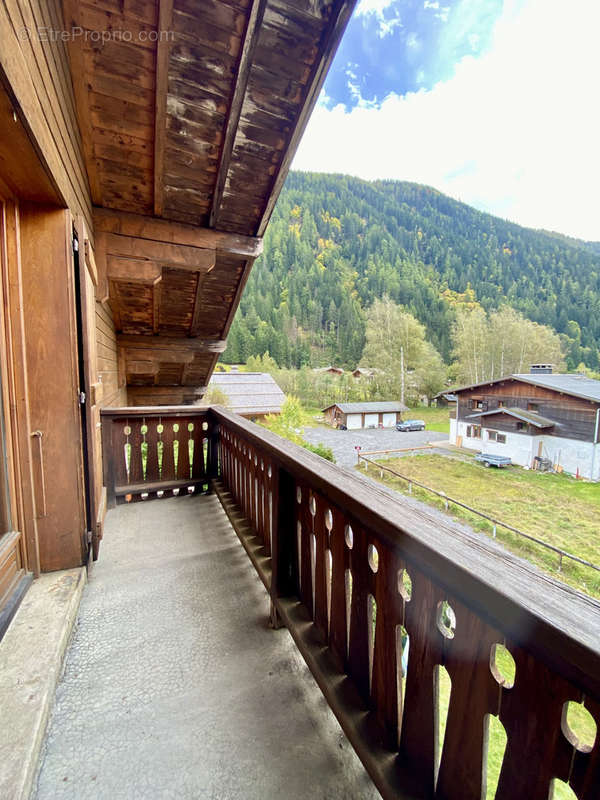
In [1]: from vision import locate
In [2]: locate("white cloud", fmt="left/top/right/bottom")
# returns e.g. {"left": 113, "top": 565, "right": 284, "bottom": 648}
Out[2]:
{"left": 355, "top": 0, "right": 402, "bottom": 39}
{"left": 294, "top": 0, "right": 600, "bottom": 240}
{"left": 355, "top": 0, "right": 396, "bottom": 18}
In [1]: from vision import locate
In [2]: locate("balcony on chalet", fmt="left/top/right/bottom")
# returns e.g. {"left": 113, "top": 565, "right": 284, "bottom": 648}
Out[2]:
{"left": 31, "top": 406, "right": 600, "bottom": 799}
{"left": 0, "top": 0, "right": 598, "bottom": 798}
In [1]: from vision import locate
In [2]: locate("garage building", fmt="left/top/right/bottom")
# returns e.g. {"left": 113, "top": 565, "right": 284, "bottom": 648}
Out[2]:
{"left": 322, "top": 402, "right": 408, "bottom": 429}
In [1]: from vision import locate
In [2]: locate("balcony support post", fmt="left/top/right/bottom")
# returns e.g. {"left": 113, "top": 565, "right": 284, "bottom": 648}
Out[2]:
{"left": 270, "top": 466, "right": 298, "bottom": 629}
{"left": 207, "top": 421, "right": 220, "bottom": 484}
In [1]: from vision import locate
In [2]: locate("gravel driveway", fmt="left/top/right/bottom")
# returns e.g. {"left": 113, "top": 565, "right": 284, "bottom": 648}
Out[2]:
{"left": 303, "top": 426, "right": 448, "bottom": 467}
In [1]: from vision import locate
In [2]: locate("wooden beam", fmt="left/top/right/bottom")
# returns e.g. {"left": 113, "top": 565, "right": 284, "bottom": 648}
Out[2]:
{"left": 104, "top": 233, "right": 215, "bottom": 271}
{"left": 153, "top": 0, "right": 174, "bottom": 216}
{"left": 61, "top": 0, "right": 102, "bottom": 203}
{"left": 107, "top": 257, "right": 163, "bottom": 285}
{"left": 94, "top": 208, "right": 263, "bottom": 258}
{"left": 122, "top": 347, "right": 195, "bottom": 365}
{"left": 208, "top": 0, "right": 267, "bottom": 229}
{"left": 256, "top": 0, "right": 358, "bottom": 237}
{"left": 117, "top": 334, "right": 227, "bottom": 352}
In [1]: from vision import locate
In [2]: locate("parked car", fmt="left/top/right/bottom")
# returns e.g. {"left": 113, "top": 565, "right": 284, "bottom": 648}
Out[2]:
{"left": 474, "top": 453, "right": 512, "bottom": 468}
{"left": 396, "top": 419, "right": 426, "bottom": 432}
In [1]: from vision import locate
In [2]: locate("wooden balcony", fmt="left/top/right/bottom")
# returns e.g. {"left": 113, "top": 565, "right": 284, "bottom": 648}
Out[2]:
{"left": 93, "top": 406, "right": 599, "bottom": 799}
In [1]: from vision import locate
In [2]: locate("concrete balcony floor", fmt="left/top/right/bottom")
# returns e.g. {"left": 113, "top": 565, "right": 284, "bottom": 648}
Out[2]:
{"left": 33, "top": 493, "right": 379, "bottom": 799}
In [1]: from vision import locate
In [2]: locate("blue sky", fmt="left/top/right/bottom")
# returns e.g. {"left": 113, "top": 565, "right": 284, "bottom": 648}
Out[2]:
{"left": 293, "top": 0, "right": 600, "bottom": 240}
{"left": 325, "top": 0, "right": 503, "bottom": 109}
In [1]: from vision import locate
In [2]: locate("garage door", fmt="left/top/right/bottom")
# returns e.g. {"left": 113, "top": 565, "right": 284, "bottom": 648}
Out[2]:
{"left": 346, "top": 414, "right": 362, "bottom": 429}
{"left": 382, "top": 413, "right": 396, "bottom": 427}
{"left": 364, "top": 413, "right": 379, "bottom": 428}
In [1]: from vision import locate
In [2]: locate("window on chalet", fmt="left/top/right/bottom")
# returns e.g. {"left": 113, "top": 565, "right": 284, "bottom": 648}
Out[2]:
{"left": 516, "top": 422, "right": 527, "bottom": 431}
{"left": 486, "top": 430, "right": 506, "bottom": 443}
{"left": 469, "top": 398, "right": 488, "bottom": 411}
{"left": 498, "top": 433, "right": 506, "bottom": 443}
{"left": 466, "top": 425, "right": 482, "bottom": 439}
{"left": 488, "top": 430, "right": 497, "bottom": 441}
{"left": 527, "top": 402, "right": 539, "bottom": 412}
{"left": 498, "top": 400, "right": 505, "bottom": 408}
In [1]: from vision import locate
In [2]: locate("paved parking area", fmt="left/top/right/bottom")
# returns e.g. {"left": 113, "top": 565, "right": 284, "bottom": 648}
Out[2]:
{"left": 303, "top": 425, "right": 448, "bottom": 467}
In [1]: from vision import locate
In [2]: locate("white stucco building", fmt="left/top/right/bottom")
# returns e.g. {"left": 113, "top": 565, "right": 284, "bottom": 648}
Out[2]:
{"left": 442, "top": 367, "right": 600, "bottom": 481}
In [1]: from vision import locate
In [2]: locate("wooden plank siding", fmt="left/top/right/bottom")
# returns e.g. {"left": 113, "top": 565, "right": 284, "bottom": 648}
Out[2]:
{"left": 457, "top": 382, "right": 599, "bottom": 442}
{"left": 0, "top": 0, "right": 92, "bottom": 232}
{"left": 96, "top": 300, "right": 127, "bottom": 407}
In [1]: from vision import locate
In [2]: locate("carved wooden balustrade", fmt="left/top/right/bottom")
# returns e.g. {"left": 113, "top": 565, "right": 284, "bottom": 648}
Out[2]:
{"left": 101, "top": 405, "right": 600, "bottom": 799}
{"left": 101, "top": 407, "right": 216, "bottom": 506}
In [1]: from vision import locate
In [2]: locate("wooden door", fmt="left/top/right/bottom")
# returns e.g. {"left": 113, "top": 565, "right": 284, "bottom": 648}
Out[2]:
{"left": 19, "top": 205, "right": 87, "bottom": 572}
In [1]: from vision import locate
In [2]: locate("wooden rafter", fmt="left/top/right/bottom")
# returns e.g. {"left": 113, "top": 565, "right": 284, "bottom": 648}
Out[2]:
{"left": 208, "top": 0, "right": 268, "bottom": 229}
{"left": 107, "top": 258, "right": 163, "bottom": 285}
{"left": 256, "top": 0, "right": 358, "bottom": 237}
{"left": 104, "top": 234, "right": 215, "bottom": 271}
{"left": 117, "top": 335, "right": 227, "bottom": 353}
{"left": 153, "top": 0, "right": 174, "bottom": 217}
{"left": 94, "top": 208, "right": 263, "bottom": 258}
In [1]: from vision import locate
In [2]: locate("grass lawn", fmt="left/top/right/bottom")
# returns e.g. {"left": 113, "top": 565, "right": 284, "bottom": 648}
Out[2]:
{"left": 406, "top": 406, "right": 451, "bottom": 434}
{"left": 376, "top": 455, "right": 598, "bottom": 799}
{"left": 365, "top": 453, "right": 600, "bottom": 599}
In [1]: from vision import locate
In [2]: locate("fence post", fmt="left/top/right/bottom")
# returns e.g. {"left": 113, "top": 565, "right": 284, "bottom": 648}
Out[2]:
{"left": 206, "top": 414, "right": 220, "bottom": 482}
{"left": 270, "top": 466, "right": 298, "bottom": 628}
{"left": 492, "top": 524, "right": 497, "bottom": 539}
{"left": 101, "top": 413, "right": 117, "bottom": 509}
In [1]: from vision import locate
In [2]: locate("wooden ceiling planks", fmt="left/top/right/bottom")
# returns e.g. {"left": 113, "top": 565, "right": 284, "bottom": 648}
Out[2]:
{"left": 64, "top": 0, "right": 354, "bottom": 399}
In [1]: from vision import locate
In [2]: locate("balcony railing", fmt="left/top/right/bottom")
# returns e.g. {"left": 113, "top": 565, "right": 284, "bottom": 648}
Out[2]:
{"left": 101, "top": 405, "right": 600, "bottom": 800}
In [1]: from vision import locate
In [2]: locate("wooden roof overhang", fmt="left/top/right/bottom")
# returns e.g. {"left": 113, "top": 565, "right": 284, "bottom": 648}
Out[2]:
{"left": 62, "top": 0, "right": 355, "bottom": 401}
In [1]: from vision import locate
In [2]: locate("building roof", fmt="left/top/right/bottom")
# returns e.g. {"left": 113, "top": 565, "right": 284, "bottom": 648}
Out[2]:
{"left": 209, "top": 373, "right": 285, "bottom": 416}
{"left": 467, "top": 407, "right": 556, "bottom": 429}
{"left": 437, "top": 373, "right": 600, "bottom": 404}
{"left": 512, "top": 373, "right": 600, "bottom": 403}
{"left": 314, "top": 366, "right": 344, "bottom": 374}
{"left": 322, "top": 401, "right": 409, "bottom": 414}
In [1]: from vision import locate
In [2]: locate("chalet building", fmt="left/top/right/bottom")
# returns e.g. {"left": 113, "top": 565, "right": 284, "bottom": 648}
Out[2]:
{"left": 446, "top": 366, "right": 600, "bottom": 480}
{"left": 207, "top": 372, "right": 285, "bottom": 419}
{"left": 322, "top": 401, "right": 408, "bottom": 429}
{"left": 313, "top": 365, "right": 344, "bottom": 376}
{"left": 351, "top": 367, "right": 375, "bottom": 379}
{"left": 1, "top": 4, "right": 599, "bottom": 800}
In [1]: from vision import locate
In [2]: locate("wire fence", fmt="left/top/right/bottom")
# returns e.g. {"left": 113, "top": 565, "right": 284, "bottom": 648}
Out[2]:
{"left": 358, "top": 454, "right": 600, "bottom": 577}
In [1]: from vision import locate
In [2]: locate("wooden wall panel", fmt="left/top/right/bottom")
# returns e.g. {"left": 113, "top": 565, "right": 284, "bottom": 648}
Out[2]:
{"left": 0, "top": 0, "right": 92, "bottom": 232}
{"left": 96, "top": 301, "right": 127, "bottom": 407}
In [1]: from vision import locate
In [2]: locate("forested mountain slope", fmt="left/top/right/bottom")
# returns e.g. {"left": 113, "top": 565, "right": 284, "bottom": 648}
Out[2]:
{"left": 223, "top": 172, "right": 600, "bottom": 369}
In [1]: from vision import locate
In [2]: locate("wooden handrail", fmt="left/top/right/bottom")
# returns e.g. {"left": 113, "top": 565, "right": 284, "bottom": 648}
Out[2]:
{"left": 209, "top": 405, "right": 600, "bottom": 800}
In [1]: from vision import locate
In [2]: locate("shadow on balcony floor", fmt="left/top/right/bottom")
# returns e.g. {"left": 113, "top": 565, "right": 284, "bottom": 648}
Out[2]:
{"left": 33, "top": 493, "right": 380, "bottom": 800}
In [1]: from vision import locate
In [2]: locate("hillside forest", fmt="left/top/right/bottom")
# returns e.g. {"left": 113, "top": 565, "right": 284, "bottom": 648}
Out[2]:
{"left": 221, "top": 172, "right": 600, "bottom": 402}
